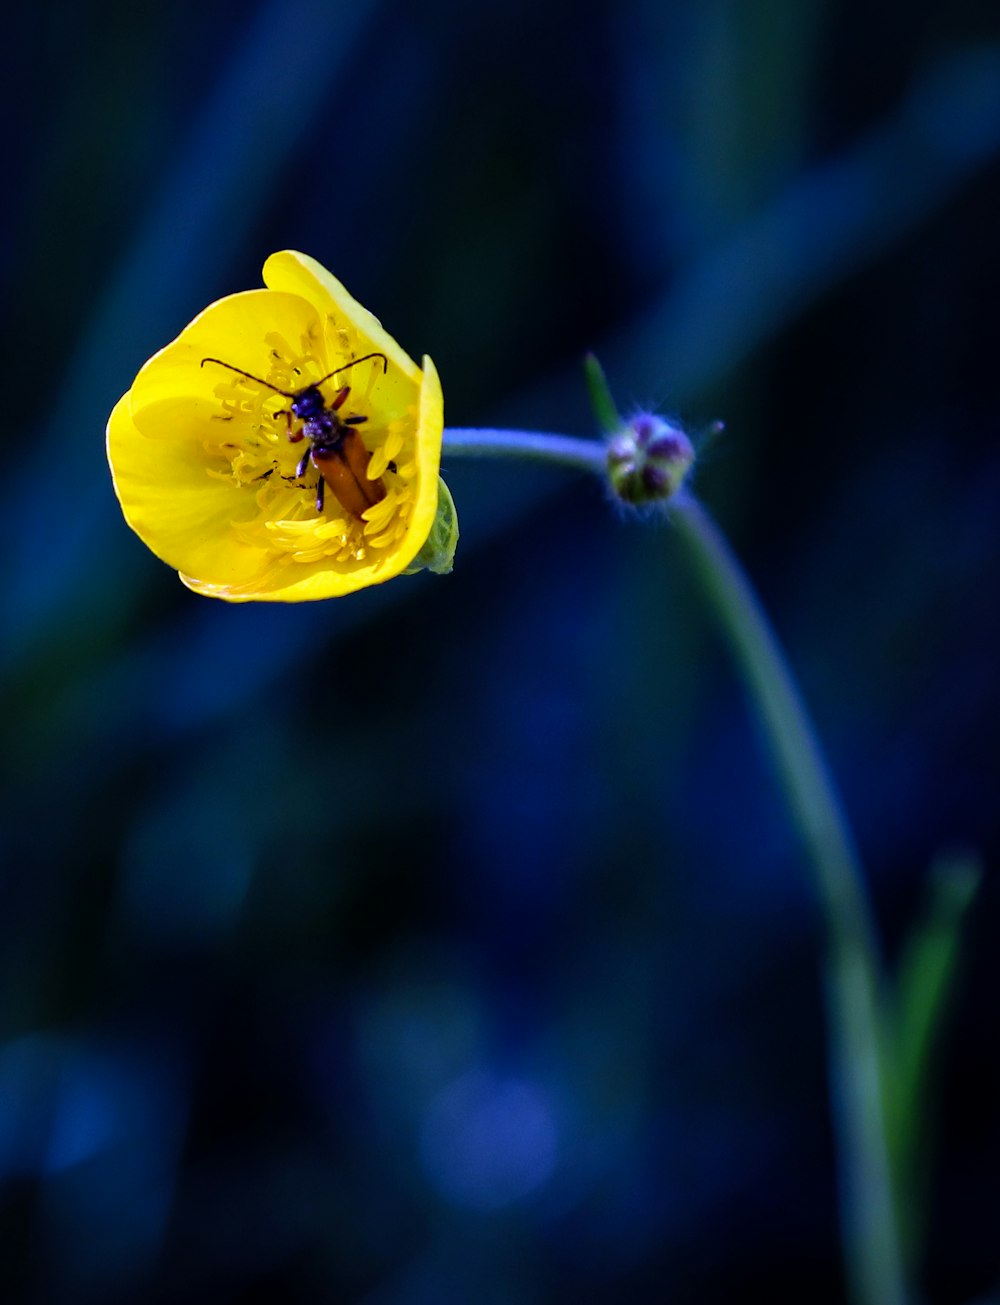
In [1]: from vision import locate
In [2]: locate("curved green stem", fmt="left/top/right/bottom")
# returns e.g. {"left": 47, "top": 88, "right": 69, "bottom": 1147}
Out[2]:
{"left": 669, "top": 492, "right": 907, "bottom": 1305}
{"left": 441, "top": 425, "right": 908, "bottom": 1305}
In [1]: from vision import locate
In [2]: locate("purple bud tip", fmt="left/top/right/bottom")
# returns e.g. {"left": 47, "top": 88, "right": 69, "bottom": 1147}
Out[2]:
{"left": 646, "top": 432, "right": 688, "bottom": 461}
{"left": 630, "top": 414, "right": 661, "bottom": 446}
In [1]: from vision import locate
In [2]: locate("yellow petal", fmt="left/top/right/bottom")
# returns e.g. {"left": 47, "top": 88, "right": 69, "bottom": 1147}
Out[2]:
{"left": 107, "top": 393, "right": 274, "bottom": 590}
{"left": 263, "top": 252, "right": 422, "bottom": 385}
{"left": 129, "top": 290, "right": 322, "bottom": 440}
{"left": 400, "top": 355, "right": 444, "bottom": 560}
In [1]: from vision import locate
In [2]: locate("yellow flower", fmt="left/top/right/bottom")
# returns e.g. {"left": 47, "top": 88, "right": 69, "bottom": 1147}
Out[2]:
{"left": 107, "top": 251, "right": 451, "bottom": 601}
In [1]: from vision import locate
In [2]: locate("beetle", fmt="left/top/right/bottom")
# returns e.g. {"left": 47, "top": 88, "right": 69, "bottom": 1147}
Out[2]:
{"left": 200, "top": 351, "right": 389, "bottom": 517}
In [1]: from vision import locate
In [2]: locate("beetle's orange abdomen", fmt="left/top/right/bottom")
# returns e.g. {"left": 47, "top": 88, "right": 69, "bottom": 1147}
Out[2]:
{"left": 311, "top": 430, "right": 386, "bottom": 519}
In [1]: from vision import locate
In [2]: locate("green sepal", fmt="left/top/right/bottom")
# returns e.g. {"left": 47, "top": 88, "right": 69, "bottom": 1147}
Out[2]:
{"left": 583, "top": 353, "right": 622, "bottom": 434}
{"left": 404, "top": 476, "right": 459, "bottom": 575}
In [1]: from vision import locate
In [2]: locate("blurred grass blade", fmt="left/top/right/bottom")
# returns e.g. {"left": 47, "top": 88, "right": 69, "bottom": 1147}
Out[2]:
{"left": 526, "top": 47, "right": 1000, "bottom": 414}
{"left": 885, "top": 849, "right": 981, "bottom": 1259}
{"left": 895, "top": 851, "right": 980, "bottom": 1099}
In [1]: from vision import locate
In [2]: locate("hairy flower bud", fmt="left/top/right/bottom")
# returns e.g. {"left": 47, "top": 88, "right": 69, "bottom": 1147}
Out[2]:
{"left": 606, "top": 413, "right": 695, "bottom": 506}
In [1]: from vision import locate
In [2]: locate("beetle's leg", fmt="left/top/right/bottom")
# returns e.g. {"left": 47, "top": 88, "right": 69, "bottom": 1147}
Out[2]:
{"left": 345, "top": 415, "right": 367, "bottom": 425}
{"left": 315, "top": 474, "right": 325, "bottom": 513}
{"left": 296, "top": 446, "right": 312, "bottom": 479}
{"left": 330, "top": 385, "right": 351, "bottom": 412}
{"left": 283, "top": 408, "right": 303, "bottom": 443}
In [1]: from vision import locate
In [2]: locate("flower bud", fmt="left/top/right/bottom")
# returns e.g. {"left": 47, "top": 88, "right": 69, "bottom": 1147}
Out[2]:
{"left": 606, "top": 413, "right": 695, "bottom": 506}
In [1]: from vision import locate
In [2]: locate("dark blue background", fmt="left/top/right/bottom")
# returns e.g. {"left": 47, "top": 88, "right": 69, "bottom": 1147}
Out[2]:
{"left": 1, "top": 1, "right": 998, "bottom": 1301}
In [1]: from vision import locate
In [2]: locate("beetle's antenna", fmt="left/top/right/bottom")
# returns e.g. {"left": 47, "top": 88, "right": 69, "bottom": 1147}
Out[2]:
{"left": 313, "top": 352, "right": 388, "bottom": 388}
{"left": 200, "top": 358, "right": 294, "bottom": 396}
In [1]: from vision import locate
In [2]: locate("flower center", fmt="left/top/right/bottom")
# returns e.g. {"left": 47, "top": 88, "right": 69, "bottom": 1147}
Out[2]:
{"left": 201, "top": 329, "right": 419, "bottom": 571}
